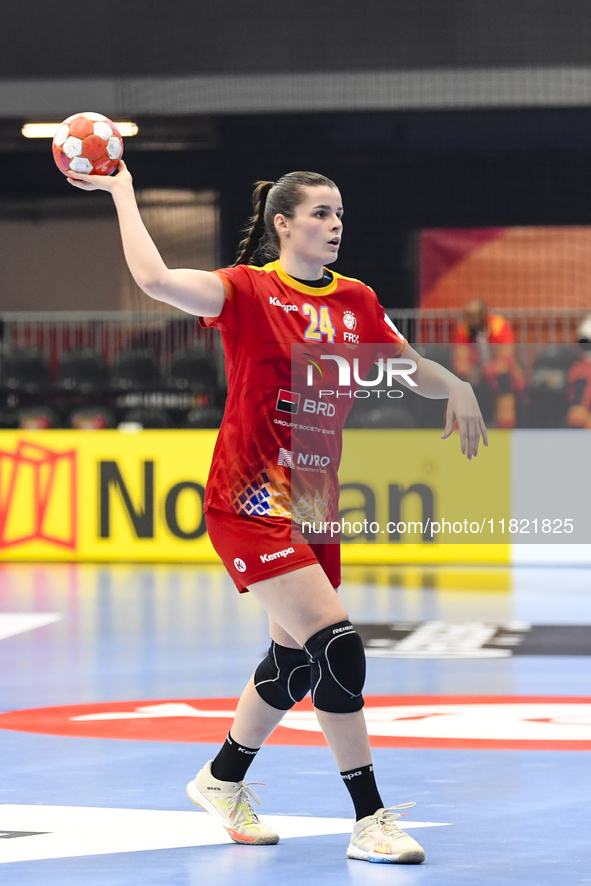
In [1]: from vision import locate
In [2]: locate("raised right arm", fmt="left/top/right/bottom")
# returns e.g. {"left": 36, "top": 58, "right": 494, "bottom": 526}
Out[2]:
{"left": 66, "top": 161, "right": 225, "bottom": 318}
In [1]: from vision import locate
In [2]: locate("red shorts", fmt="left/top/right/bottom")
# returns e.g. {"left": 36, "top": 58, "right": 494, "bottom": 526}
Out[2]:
{"left": 205, "top": 507, "right": 341, "bottom": 593}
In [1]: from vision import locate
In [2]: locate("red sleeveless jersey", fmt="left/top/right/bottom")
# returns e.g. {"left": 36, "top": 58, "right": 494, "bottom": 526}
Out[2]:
{"left": 200, "top": 261, "right": 406, "bottom": 521}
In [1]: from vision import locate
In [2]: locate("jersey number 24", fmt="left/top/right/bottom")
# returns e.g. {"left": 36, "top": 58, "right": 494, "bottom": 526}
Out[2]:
{"left": 302, "top": 304, "right": 336, "bottom": 342}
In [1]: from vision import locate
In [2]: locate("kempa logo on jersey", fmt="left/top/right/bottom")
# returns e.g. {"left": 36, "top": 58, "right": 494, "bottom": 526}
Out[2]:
{"left": 269, "top": 296, "right": 298, "bottom": 312}
{"left": 233, "top": 558, "right": 247, "bottom": 573}
{"left": 278, "top": 448, "right": 331, "bottom": 469}
{"left": 305, "top": 355, "right": 417, "bottom": 393}
{"left": 260, "top": 546, "right": 295, "bottom": 563}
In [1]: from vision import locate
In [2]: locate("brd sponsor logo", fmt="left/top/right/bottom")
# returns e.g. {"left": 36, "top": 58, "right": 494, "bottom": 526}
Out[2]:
{"left": 276, "top": 391, "right": 335, "bottom": 416}
{"left": 276, "top": 390, "right": 301, "bottom": 414}
{"left": 303, "top": 398, "right": 335, "bottom": 416}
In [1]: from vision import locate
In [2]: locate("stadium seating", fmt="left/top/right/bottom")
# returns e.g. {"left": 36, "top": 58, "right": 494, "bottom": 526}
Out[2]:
{"left": 0, "top": 408, "right": 18, "bottom": 428}
{"left": 183, "top": 405, "right": 225, "bottom": 428}
{"left": 18, "top": 405, "right": 61, "bottom": 429}
{"left": 167, "top": 347, "right": 219, "bottom": 394}
{"left": 120, "top": 407, "right": 172, "bottom": 429}
{"left": 2, "top": 348, "right": 51, "bottom": 394}
{"left": 67, "top": 407, "right": 116, "bottom": 429}
{"left": 58, "top": 349, "right": 109, "bottom": 394}
{"left": 111, "top": 348, "right": 162, "bottom": 392}
{"left": 526, "top": 345, "right": 579, "bottom": 428}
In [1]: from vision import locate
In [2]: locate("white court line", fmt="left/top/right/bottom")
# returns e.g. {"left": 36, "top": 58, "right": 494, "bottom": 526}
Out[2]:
{"left": 0, "top": 614, "right": 61, "bottom": 642}
{"left": 0, "top": 805, "right": 450, "bottom": 863}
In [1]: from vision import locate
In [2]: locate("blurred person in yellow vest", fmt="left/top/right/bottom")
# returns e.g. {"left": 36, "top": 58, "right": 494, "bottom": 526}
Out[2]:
{"left": 566, "top": 316, "right": 591, "bottom": 428}
{"left": 453, "top": 300, "right": 525, "bottom": 428}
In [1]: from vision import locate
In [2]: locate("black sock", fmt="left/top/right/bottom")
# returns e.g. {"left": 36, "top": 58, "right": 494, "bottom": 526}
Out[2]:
{"left": 340, "top": 764, "right": 384, "bottom": 821}
{"left": 210, "top": 732, "right": 260, "bottom": 783}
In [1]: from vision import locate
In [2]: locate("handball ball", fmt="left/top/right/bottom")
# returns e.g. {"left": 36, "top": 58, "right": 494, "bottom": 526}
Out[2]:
{"left": 52, "top": 112, "right": 123, "bottom": 176}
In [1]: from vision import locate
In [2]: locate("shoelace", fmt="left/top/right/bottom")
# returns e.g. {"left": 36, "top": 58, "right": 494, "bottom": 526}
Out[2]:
{"left": 373, "top": 803, "right": 416, "bottom": 838}
{"left": 225, "top": 782, "right": 263, "bottom": 822}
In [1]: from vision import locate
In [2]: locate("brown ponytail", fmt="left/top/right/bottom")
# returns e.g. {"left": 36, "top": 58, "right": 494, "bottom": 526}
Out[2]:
{"left": 232, "top": 181, "right": 274, "bottom": 267}
{"left": 233, "top": 171, "right": 337, "bottom": 266}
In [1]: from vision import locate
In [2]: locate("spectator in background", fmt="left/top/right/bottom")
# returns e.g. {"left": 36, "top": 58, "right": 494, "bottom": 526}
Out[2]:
{"left": 453, "top": 299, "right": 525, "bottom": 428}
{"left": 567, "top": 316, "right": 591, "bottom": 428}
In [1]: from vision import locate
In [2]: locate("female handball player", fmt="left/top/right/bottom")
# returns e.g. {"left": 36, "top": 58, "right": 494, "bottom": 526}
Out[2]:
{"left": 67, "top": 162, "right": 487, "bottom": 865}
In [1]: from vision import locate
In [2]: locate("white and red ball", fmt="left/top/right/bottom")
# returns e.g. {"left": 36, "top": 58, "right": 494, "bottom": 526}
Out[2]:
{"left": 52, "top": 112, "right": 123, "bottom": 176}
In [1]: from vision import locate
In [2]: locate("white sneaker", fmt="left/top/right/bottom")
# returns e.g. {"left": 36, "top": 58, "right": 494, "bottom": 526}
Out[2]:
{"left": 347, "top": 804, "right": 426, "bottom": 864}
{"left": 186, "top": 760, "right": 280, "bottom": 845}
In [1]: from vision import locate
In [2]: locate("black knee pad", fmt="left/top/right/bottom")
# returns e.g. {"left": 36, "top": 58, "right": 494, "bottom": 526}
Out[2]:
{"left": 304, "top": 621, "right": 366, "bottom": 713}
{"left": 254, "top": 642, "right": 311, "bottom": 710}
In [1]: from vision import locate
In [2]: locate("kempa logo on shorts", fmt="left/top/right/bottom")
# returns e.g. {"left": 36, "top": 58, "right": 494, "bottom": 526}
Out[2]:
{"left": 233, "top": 558, "right": 246, "bottom": 572}
{"left": 269, "top": 296, "right": 298, "bottom": 312}
{"left": 260, "top": 547, "right": 295, "bottom": 563}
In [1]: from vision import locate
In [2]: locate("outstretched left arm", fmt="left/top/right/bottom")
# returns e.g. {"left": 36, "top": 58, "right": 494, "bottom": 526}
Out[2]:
{"left": 404, "top": 345, "right": 489, "bottom": 460}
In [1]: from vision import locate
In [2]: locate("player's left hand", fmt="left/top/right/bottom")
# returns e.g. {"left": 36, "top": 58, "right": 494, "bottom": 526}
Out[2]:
{"left": 441, "top": 381, "right": 488, "bottom": 459}
{"left": 65, "top": 159, "right": 133, "bottom": 194}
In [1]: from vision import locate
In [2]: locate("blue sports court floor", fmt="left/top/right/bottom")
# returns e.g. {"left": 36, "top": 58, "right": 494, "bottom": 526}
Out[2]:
{"left": 1, "top": 561, "right": 590, "bottom": 885}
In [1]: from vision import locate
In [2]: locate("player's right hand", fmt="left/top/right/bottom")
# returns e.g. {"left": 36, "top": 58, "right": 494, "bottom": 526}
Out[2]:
{"left": 66, "top": 159, "right": 132, "bottom": 194}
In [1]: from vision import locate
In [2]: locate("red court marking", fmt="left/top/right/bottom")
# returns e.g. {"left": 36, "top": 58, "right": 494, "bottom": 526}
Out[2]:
{"left": 2, "top": 696, "right": 591, "bottom": 750}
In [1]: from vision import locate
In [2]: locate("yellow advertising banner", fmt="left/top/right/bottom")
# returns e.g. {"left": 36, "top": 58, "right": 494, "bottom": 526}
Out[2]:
{"left": 0, "top": 431, "right": 217, "bottom": 562}
{"left": 338, "top": 429, "right": 510, "bottom": 564}
{"left": 0, "top": 430, "right": 510, "bottom": 564}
